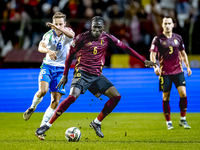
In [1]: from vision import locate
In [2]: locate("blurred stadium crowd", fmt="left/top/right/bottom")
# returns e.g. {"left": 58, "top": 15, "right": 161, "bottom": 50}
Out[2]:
{"left": 0, "top": 0, "right": 200, "bottom": 68}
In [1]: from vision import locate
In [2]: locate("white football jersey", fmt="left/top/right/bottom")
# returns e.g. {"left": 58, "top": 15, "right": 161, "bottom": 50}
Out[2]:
{"left": 40, "top": 28, "right": 74, "bottom": 67}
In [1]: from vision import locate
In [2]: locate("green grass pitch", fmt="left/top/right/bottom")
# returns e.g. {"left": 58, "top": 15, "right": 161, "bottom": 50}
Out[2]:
{"left": 0, "top": 113, "right": 200, "bottom": 150}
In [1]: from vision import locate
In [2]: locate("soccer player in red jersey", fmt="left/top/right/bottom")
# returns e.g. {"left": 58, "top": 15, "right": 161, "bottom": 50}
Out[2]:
{"left": 149, "top": 16, "right": 192, "bottom": 130}
{"left": 35, "top": 16, "right": 157, "bottom": 138}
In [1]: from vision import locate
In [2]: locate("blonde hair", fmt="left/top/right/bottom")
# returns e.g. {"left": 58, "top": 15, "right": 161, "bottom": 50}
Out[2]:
{"left": 52, "top": 12, "right": 66, "bottom": 21}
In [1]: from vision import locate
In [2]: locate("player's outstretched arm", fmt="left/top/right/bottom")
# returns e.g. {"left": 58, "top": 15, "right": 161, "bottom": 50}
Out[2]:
{"left": 56, "top": 44, "right": 77, "bottom": 89}
{"left": 180, "top": 50, "right": 192, "bottom": 76}
{"left": 46, "top": 22, "right": 74, "bottom": 38}
{"left": 56, "top": 52, "right": 74, "bottom": 90}
{"left": 109, "top": 35, "right": 156, "bottom": 65}
{"left": 56, "top": 52, "right": 74, "bottom": 89}
{"left": 144, "top": 60, "right": 159, "bottom": 68}
{"left": 57, "top": 34, "right": 82, "bottom": 89}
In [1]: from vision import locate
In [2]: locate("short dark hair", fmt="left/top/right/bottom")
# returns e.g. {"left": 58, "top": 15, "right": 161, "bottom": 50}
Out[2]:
{"left": 52, "top": 12, "right": 66, "bottom": 21}
{"left": 91, "top": 16, "right": 104, "bottom": 23}
{"left": 163, "top": 16, "right": 175, "bottom": 23}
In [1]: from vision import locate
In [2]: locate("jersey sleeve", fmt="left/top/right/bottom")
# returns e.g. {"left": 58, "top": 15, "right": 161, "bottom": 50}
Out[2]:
{"left": 107, "top": 33, "right": 146, "bottom": 62}
{"left": 63, "top": 34, "right": 84, "bottom": 76}
{"left": 149, "top": 36, "right": 159, "bottom": 53}
{"left": 40, "top": 30, "right": 52, "bottom": 45}
{"left": 179, "top": 36, "right": 185, "bottom": 51}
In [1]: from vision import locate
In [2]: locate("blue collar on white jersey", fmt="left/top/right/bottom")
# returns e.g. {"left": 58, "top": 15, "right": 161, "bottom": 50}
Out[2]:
{"left": 52, "top": 30, "right": 58, "bottom": 37}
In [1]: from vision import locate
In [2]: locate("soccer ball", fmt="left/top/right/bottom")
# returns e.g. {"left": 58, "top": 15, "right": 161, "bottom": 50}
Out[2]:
{"left": 65, "top": 127, "right": 81, "bottom": 142}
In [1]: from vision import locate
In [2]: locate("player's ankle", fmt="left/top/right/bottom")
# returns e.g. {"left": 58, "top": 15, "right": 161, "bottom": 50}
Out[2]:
{"left": 94, "top": 118, "right": 101, "bottom": 124}
{"left": 180, "top": 116, "right": 186, "bottom": 120}
{"left": 166, "top": 120, "right": 172, "bottom": 125}
{"left": 46, "top": 122, "right": 52, "bottom": 127}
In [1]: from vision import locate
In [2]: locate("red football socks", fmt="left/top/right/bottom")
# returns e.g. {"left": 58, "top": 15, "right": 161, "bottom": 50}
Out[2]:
{"left": 179, "top": 97, "right": 187, "bottom": 117}
{"left": 49, "top": 95, "right": 76, "bottom": 124}
{"left": 162, "top": 100, "right": 171, "bottom": 121}
{"left": 97, "top": 95, "right": 121, "bottom": 122}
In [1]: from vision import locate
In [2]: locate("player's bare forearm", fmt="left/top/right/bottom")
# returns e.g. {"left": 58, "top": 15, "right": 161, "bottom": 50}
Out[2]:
{"left": 180, "top": 50, "right": 192, "bottom": 76}
{"left": 46, "top": 22, "right": 74, "bottom": 38}
{"left": 181, "top": 50, "right": 190, "bottom": 69}
{"left": 38, "top": 42, "right": 51, "bottom": 53}
{"left": 150, "top": 52, "right": 160, "bottom": 75}
{"left": 57, "top": 27, "right": 74, "bottom": 38}
{"left": 150, "top": 52, "right": 158, "bottom": 68}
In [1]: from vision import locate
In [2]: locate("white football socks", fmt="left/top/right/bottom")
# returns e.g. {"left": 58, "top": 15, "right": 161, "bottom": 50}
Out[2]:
{"left": 166, "top": 120, "right": 172, "bottom": 125}
{"left": 40, "top": 107, "right": 55, "bottom": 127}
{"left": 94, "top": 118, "right": 101, "bottom": 124}
{"left": 180, "top": 116, "right": 186, "bottom": 120}
{"left": 31, "top": 93, "right": 43, "bottom": 109}
{"left": 46, "top": 122, "right": 52, "bottom": 127}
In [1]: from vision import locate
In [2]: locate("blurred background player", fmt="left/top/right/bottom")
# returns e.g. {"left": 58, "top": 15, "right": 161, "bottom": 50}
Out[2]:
{"left": 150, "top": 16, "right": 192, "bottom": 130}
{"left": 23, "top": 12, "right": 75, "bottom": 140}
{"left": 35, "top": 16, "right": 157, "bottom": 139}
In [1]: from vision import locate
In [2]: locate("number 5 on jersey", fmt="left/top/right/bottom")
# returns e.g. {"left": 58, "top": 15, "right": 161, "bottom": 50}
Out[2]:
{"left": 93, "top": 47, "right": 97, "bottom": 54}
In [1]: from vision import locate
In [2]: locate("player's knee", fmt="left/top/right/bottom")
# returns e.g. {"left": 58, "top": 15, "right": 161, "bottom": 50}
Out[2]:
{"left": 179, "top": 92, "right": 186, "bottom": 98}
{"left": 163, "top": 97, "right": 170, "bottom": 101}
{"left": 110, "top": 95, "right": 121, "bottom": 104}
{"left": 102, "top": 95, "right": 121, "bottom": 115}
{"left": 114, "top": 95, "right": 121, "bottom": 102}
{"left": 163, "top": 93, "right": 170, "bottom": 101}
{"left": 39, "top": 89, "right": 48, "bottom": 96}
{"left": 50, "top": 99, "right": 59, "bottom": 109}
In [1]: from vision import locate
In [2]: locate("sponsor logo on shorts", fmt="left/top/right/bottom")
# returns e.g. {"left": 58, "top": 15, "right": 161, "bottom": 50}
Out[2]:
{"left": 183, "top": 81, "right": 185, "bottom": 84}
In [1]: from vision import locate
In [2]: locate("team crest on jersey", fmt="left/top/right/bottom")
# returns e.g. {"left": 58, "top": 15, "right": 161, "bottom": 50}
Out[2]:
{"left": 101, "top": 39, "right": 104, "bottom": 45}
{"left": 117, "top": 39, "right": 120, "bottom": 43}
{"left": 87, "top": 42, "right": 92, "bottom": 45}
{"left": 174, "top": 39, "right": 178, "bottom": 45}
{"left": 162, "top": 42, "right": 166, "bottom": 45}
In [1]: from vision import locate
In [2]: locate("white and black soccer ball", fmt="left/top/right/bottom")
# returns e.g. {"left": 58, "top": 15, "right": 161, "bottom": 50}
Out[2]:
{"left": 65, "top": 127, "right": 81, "bottom": 142}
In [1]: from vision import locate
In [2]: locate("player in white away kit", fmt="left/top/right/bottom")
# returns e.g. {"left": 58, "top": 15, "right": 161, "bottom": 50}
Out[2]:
{"left": 23, "top": 12, "right": 75, "bottom": 140}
